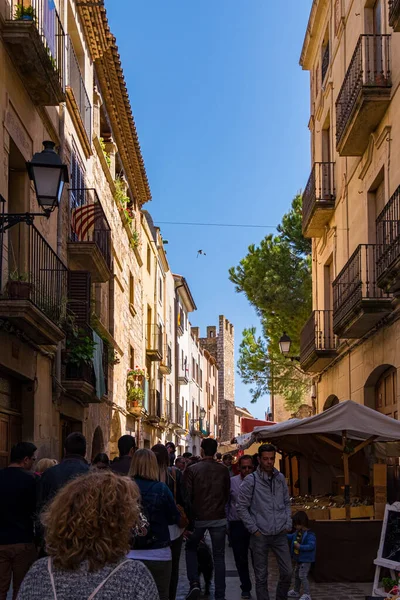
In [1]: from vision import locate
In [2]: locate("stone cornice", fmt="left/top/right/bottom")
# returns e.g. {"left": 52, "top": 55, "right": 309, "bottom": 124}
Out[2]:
{"left": 76, "top": 0, "right": 151, "bottom": 205}
{"left": 300, "top": 0, "right": 329, "bottom": 70}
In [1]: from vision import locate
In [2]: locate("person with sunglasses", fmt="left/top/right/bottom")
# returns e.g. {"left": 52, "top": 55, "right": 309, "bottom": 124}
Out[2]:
{"left": 226, "top": 454, "right": 254, "bottom": 600}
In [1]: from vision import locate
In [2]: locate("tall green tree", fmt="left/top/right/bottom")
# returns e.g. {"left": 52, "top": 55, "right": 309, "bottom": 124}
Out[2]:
{"left": 229, "top": 194, "right": 312, "bottom": 412}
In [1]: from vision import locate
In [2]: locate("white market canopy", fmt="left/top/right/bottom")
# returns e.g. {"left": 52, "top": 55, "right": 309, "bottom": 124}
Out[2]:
{"left": 239, "top": 400, "right": 400, "bottom": 447}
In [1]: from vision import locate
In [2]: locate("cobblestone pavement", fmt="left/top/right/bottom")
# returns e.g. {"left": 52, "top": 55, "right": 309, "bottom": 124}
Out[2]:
{"left": 176, "top": 536, "right": 372, "bottom": 600}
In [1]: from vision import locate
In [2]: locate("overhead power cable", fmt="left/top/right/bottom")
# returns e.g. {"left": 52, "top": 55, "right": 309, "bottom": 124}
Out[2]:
{"left": 155, "top": 221, "right": 277, "bottom": 229}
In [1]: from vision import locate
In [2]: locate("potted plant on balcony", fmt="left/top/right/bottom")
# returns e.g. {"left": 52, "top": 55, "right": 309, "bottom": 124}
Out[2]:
{"left": 14, "top": 3, "right": 36, "bottom": 21}
{"left": 127, "top": 367, "right": 146, "bottom": 384}
{"left": 66, "top": 329, "right": 96, "bottom": 366}
{"left": 126, "top": 386, "right": 145, "bottom": 415}
{"left": 7, "top": 271, "right": 32, "bottom": 300}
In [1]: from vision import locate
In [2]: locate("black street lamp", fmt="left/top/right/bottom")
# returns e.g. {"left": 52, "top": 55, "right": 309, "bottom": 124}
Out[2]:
{"left": 0, "top": 141, "right": 68, "bottom": 232}
{"left": 199, "top": 407, "right": 206, "bottom": 421}
{"left": 278, "top": 332, "right": 300, "bottom": 362}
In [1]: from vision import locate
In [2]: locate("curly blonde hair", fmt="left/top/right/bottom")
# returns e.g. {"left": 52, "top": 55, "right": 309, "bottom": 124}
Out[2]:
{"left": 36, "top": 458, "right": 57, "bottom": 473}
{"left": 42, "top": 470, "right": 140, "bottom": 571}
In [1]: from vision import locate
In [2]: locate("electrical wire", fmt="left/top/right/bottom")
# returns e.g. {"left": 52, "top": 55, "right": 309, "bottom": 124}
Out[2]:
{"left": 155, "top": 221, "right": 277, "bottom": 229}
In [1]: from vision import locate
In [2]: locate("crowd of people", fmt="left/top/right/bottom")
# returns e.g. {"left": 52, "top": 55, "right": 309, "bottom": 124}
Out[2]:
{"left": 0, "top": 435, "right": 316, "bottom": 600}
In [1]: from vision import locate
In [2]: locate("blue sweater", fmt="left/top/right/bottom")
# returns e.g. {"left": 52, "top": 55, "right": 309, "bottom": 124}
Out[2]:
{"left": 287, "top": 530, "right": 316, "bottom": 563}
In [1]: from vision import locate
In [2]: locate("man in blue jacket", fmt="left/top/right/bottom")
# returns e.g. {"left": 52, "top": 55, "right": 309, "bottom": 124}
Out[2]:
{"left": 237, "top": 444, "right": 292, "bottom": 600}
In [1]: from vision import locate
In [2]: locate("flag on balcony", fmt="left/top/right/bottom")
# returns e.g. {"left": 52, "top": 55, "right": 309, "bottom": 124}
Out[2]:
{"left": 71, "top": 201, "right": 103, "bottom": 242}
{"left": 43, "top": 0, "right": 56, "bottom": 59}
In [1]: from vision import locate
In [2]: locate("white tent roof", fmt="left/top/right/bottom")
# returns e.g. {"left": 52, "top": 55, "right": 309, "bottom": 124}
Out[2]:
{"left": 239, "top": 400, "right": 400, "bottom": 447}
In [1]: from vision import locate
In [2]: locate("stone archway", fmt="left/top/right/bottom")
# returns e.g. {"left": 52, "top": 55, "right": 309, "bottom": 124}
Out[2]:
{"left": 91, "top": 426, "right": 104, "bottom": 461}
{"left": 323, "top": 395, "right": 339, "bottom": 411}
{"left": 109, "top": 411, "right": 122, "bottom": 459}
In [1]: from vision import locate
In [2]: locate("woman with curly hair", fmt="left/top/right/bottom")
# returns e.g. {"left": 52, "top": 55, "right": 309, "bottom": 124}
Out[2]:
{"left": 17, "top": 470, "right": 159, "bottom": 600}
{"left": 128, "top": 449, "right": 180, "bottom": 600}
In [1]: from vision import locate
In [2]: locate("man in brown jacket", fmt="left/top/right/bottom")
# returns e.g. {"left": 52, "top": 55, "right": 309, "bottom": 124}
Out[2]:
{"left": 184, "top": 438, "right": 230, "bottom": 600}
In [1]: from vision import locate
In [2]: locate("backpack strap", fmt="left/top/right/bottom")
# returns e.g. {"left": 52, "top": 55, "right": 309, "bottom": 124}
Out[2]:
{"left": 47, "top": 557, "right": 57, "bottom": 600}
{"left": 250, "top": 473, "right": 256, "bottom": 504}
{"left": 88, "top": 560, "right": 131, "bottom": 600}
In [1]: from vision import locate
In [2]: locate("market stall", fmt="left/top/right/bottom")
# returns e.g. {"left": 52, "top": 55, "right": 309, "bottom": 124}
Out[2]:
{"left": 238, "top": 401, "right": 400, "bottom": 583}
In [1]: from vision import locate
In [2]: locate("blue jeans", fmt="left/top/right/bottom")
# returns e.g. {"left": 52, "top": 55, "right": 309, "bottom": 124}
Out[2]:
{"left": 185, "top": 525, "right": 226, "bottom": 600}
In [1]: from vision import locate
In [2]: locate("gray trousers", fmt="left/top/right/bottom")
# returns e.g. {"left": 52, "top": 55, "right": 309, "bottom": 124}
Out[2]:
{"left": 140, "top": 559, "right": 172, "bottom": 600}
{"left": 294, "top": 562, "right": 311, "bottom": 595}
{"left": 249, "top": 532, "right": 292, "bottom": 600}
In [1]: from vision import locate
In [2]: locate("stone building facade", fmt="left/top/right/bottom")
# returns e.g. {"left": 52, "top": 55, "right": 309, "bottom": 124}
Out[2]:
{"left": 200, "top": 315, "right": 235, "bottom": 442}
{"left": 299, "top": 0, "right": 400, "bottom": 424}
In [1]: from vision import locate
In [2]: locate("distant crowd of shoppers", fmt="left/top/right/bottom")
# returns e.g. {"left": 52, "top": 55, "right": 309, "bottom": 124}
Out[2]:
{"left": 0, "top": 433, "right": 316, "bottom": 600}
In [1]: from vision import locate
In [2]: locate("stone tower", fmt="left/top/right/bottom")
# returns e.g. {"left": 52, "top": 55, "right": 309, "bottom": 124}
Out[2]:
{"left": 200, "top": 315, "right": 235, "bottom": 442}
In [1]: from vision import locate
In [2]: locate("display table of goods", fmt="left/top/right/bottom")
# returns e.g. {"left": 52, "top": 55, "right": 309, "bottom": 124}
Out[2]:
{"left": 290, "top": 495, "right": 375, "bottom": 520}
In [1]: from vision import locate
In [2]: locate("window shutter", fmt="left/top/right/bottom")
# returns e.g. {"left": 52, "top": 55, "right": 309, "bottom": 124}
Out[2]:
{"left": 67, "top": 271, "right": 91, "bottom": 328}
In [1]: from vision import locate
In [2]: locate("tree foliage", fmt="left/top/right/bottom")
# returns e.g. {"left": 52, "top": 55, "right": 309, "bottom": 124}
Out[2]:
{"left": 229, "top": 194, "right": 312, "bottom": 412}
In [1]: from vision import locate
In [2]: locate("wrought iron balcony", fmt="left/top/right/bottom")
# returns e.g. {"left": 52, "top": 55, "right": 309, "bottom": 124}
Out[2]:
{"left": 302, "top": 162, "right": 335, "bottom": 237}
{"left": 177, "top": 307, "right": 185, "bottom": 336}
{"left": 336, "top": 35, "right": 391, "bottom": 156}
{"left": 3, "top": 0, "right": 65, "bottom": 105}
{"left": 68, "top": 188, "right": 111, "bottom": 283}
{"left": 146, "top": 325, "right": 163, "bottom": 361}
{"left": 300, "top": 310, "right": 337, "bottom": 373}
{"left": 178, "top": 360, "right": 189, "bottom": 384}
{"left": 376, "top": 185, "right": 400, "bottom": 293}
{"left": 67, "top": 37, "right": 92, "bottom": 145}
{"left": 389, "top": 0, "right": 400, "bottom": 31}
{"left": 0, "top": 221, "right": 67, "bottom": 344}
{"left": 333, "top": 244, "right": 392, "bottom": 338}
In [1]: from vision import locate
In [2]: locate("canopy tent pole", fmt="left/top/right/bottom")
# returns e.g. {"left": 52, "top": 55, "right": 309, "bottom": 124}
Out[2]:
{"left": 316, "top": 432, "right": 378, "bottom": 521}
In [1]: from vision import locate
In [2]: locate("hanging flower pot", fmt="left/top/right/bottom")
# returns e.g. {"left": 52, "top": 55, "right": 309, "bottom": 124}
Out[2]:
{"left": 127, "top": 367, "right": 146, "bottom": 384}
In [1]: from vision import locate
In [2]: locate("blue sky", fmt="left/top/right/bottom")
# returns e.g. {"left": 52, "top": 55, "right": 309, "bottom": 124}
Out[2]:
{"left": 106, "top": 0, "right": 313, "bottom": 419}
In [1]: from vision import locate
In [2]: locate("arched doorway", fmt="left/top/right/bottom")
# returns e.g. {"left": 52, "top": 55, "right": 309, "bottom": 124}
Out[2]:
{"left": 91, "top": 426, "right": 104, "bottom": 460}
{"left": 375, "top": 367, "right": 397, "bottom": 419}
{"left": 323, "top": 395, "right": 339, "bottom": 411}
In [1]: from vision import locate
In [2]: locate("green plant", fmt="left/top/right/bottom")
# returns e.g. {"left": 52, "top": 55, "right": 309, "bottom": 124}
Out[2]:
{"left": 127, "top": 386, "right": 145, "bottom": 404}
{"left": 14, "top": 3, "right": 36, "bottom": 20}
{"left": 66, "top": 329, "right": 96, "bottom": 365}
{"left": 99, "top": 137, "right": 111, "bottom": 168}
{"left": 8, "top": 270, "right": 29, "bottom": 282}
{"left": 106, "top": 344, "right": 120, "bottom": 366}
{"left": 382, "top": 577, "right": 397, "bottom": 592}
{"left": 114, "top": 176, "right": 129, "bottom": 208}
{"left": 130, "top": 229, "right": 140, "bottom": 249}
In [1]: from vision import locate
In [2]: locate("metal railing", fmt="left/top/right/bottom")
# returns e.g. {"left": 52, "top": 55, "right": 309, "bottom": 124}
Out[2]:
{"left": 69, "top": 188, "right": 111, "bottom": 269}
{"left": 177, "top": 404, "right": 183, "bottom": 426}
{"left": 389, "top": 0, "right": 400, "bottom": 28}
{"left": 0, "top": 220, "right": 67, "bottom": 326}
{"left": 333, "top": 244, "right": 389, "bottom": 330}
{"left": 302, "top": 162, "right": 335, "bottom": 230}
{"left": 8, "top": 0, "right": 65, "bottom": 90}
{"left": 67, "top": 36, "right": 92, "bottom": 140}
{"left": 300, "top": 310, "right": 337, "bottom": 364}
{"left": 336, "top": 35, "right": 391, "bottom": 146}
{"left": 64, "top": 325, "right": 108, "bottom": 394}
{"left": 376, "top": 185, "right": 400, "bottom": 284}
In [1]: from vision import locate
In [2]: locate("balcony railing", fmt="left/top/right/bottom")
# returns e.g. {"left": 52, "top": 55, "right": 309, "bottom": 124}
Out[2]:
{"left": 67, "top": 36, "right": 92, "bottom": 141}
{"left": 177, "top": 404, "right": 184, "bottom": 426}
{"left": 0, "top": 221, "right": 67, "bottom": 324}
{"left": 300, "top": 310, "right": 337, "bottom": 372}
{"left": 5, "top": 0, "right": 65, "bottom": 105}
{"left": 69, "top": 188, "right": 111, "bottom": 269}
{"left": 302, "top": 162, "right": 335, "bottom": 236}
{"left": 389, "top": 0, "right": 400, "bottom": 30}
{"left": 333, "top": 244, "right": 392, "bottom": 337}
{"left": 336, "top": 35, "right": 391, "bottom": 151}
{"left": 376, "top": 185, "right": 400, "bottom": 292}
{"left": 146, "top": 325, "right": 163, "bottom": 360}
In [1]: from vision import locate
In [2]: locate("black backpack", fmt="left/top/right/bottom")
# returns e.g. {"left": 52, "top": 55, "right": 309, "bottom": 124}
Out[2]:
{"left": 132, "top": 482, "right": 158, "bottom": 550}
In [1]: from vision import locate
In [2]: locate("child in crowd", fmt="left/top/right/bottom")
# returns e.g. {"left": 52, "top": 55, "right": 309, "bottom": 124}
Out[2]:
{"left": 287, "top": 511, "right": 316, "bottom": 600}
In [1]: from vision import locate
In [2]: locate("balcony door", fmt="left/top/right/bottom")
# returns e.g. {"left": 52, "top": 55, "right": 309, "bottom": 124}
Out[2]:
{"left": 321, "top": 126, "right": 332, "bottom": 200}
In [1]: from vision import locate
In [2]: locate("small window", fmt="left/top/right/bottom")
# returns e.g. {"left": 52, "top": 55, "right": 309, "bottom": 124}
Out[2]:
{"left": 147, "top": 244, "right": 151, "bottom": 274}
{"left": 321, "top": 27, "right": 330, "bottom": 84}
{"left": 159, "top": 278, "right": 163, "bottom": 303}
{"left": 192, "top": 358, "right": 195, "bottom": 379}
{"left": 200, "top": 369, "right": 203, "bottom": 389}
{"left": 129, "top": 273, "right": 134, "bottom": 306}
{"left": 129, "top": 346, "right": 135, "bottom": 370}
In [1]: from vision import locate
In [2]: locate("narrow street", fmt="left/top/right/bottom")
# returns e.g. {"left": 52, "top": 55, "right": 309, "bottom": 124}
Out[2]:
{"left": 175, "top": 537, "right": 371, "bottom": 600}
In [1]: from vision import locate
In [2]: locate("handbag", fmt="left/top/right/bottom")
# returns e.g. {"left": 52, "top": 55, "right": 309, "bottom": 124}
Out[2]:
{"left": 170, "top": 468, "right": 189, "bottom": 530}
